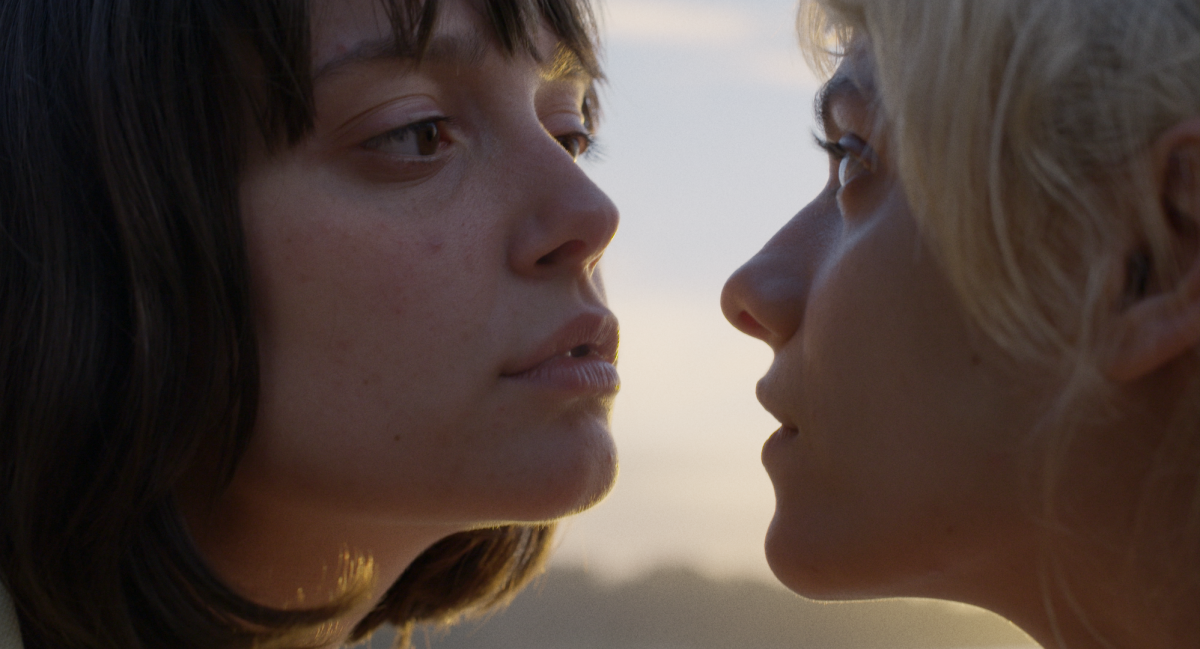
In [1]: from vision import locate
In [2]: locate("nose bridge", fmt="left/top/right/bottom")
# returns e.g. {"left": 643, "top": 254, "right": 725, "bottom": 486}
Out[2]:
{"left": 721, "top": 199, "right": 836, "bottom": 348}
{"left": 505, "top": 119, "right": 619, "bottom": 276}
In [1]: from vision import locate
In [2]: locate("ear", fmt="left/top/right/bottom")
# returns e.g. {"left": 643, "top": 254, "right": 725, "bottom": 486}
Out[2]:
{"left": 1106, "top": 118, "right": 1200, "bottom": 382}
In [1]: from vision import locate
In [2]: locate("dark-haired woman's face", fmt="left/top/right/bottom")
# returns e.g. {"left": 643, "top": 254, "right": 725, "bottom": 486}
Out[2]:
{"left": 226, "top": 0, "right": 618, "bottom": 540}
{"left": 720, "top": 43, "right": 1047, "bottom": 602}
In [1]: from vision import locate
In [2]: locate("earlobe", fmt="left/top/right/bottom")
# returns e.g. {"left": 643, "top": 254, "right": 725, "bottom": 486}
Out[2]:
{"left": 1107, "top": 262, "right": 1200, "bottom": 382}
{"left": 1106, "top": 120, "right": 1200, "bottom": 382}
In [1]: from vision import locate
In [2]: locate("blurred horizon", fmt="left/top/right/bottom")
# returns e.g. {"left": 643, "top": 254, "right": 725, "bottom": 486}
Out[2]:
{"left": 353, "top": 565, "right": 1037, "bottom": 649}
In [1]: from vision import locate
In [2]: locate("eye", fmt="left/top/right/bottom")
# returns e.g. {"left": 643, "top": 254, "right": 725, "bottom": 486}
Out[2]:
{"left": 363, "top": 118, "right": 448, "bottom": 157}
{"left": 555, "top": 131, "right": 594, "bottom": 161}
{"left": 814, "top": 132, "right": 875, "bottom": 187}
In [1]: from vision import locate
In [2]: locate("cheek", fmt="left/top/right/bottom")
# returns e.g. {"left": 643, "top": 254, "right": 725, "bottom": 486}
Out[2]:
{"left": 799, "top": 212, "right": 1007, "bottom": 484}
{"left": 764, "top": 220, "right": 1037, "bottom": 595}
{"left": 248, "top": 203, "right": 499, "bottom": 395}
{"left": 235, "top": 171, "right": 511, "bottom": 501}
{"left": 244, "top": 156, "right": 501, "bottom": 356}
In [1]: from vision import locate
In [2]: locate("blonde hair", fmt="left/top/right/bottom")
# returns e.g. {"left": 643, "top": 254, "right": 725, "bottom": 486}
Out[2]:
{"left": 801, "top": 0, "right": 1200, "bottom": 364}
{"left": 798, "top": 0, "right": 1200, "bottom": 633}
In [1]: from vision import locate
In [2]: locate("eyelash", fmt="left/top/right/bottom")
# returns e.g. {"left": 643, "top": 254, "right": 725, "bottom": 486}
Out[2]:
{"left": 364, "top": 116, "right": 599, "bottom": 164}
{"left": 813, "top": 132, "right": 847, "bottom": 159}
{"left": 813, "top": 131, "right": 873, "bottom": 187}
{"left": 556, "top": 132, "right": 598, "bottom": 162}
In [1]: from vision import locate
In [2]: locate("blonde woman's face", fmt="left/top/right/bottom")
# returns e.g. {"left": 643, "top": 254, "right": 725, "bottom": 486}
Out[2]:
{"left": 225, "top": 0, "right": 619, "bottom": 532}
{"left": 720, "top": 43, "right": 1048, "bottom": 602}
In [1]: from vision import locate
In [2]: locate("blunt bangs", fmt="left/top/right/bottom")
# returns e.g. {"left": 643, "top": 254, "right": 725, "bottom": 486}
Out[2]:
{"left": 251, "top": 0, "right": 604, "bottom": 148}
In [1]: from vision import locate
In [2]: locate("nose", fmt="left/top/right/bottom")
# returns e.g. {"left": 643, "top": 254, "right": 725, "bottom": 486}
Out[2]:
{"left": 508, "top": 130, "right": 619, "bottom": 278}
{"left": 721, "top": 198, "right": 837, "bottom": 350}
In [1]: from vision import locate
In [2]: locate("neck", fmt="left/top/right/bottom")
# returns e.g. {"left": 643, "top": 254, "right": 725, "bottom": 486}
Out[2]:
{"left": 998, "top": 360, "right": 1200, "bottom": 649}
{"left": 993, "top": 545, "right": 1200, "bottom": 649}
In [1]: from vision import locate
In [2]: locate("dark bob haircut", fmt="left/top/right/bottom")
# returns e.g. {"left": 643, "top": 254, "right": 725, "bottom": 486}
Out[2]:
{"left": 0, "top": 0, "right": 601, "bottom": 647}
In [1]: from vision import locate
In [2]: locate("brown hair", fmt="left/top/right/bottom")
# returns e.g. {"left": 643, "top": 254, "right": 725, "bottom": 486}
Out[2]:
{"left": 0, "top": 0, "right": 602, "bottom": 647}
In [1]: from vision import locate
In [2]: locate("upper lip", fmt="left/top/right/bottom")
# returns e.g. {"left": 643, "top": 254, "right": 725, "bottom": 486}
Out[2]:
{"left": 756, "top": 372, "right": 799, "bottom": 431}
{"left": 502, "top": 310, "right": 619, "bottom": 376}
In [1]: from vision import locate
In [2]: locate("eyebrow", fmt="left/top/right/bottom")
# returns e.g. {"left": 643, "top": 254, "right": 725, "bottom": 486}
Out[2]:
{"left": 813, "top": 71, "right": 859, "bottom": 136}
{"left": 540, "top": 44, "right": 589, "bottom": 83}
{"left": 314, "top": 32, "right": 490, "bottom": 80}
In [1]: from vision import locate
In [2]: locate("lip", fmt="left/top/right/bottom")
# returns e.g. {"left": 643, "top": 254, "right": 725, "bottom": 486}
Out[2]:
{"left": 757, "top": 371, "right": 802, "bottom": 469}
{"left": 501, "top": 311, "right": 620, "bottom": 395}
{"left": 755, "top": 375, "right": 799, "bottom": 434}
{"left": 762, "top": 423, "right": 799, "bottom": 455}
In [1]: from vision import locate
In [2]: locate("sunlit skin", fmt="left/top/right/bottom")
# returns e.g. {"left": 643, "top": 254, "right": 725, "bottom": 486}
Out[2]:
{"left": 722, "top": 40, "right": 1200, "bottom": 649}
{"left": 179, "top": 0, "right": 619, "bottom": 643}
{"left": 721, "top": 40, "right": 1047, "bottom": 604}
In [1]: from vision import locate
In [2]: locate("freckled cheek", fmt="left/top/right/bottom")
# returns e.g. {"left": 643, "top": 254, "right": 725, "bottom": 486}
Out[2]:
{"left": 249, "top": 216, "right": 496, "bottom": 362}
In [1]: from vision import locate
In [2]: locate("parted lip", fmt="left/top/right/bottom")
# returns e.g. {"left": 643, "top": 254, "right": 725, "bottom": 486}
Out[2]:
{"left": 502, "top": 311, "right": 619, "bottom": 377}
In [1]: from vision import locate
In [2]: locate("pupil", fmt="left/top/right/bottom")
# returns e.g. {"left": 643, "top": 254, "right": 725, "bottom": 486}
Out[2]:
{"left": 417, "top": 123, "right": 439, "bottom": 156}
{"left": 558, "top": 135, "right": 579, "bottom": 160}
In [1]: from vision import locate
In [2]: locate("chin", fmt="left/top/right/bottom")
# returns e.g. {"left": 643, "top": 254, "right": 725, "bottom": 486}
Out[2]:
{"left": 763, "top": 507, "right": 886, "bottom": 602}
{"left": 765, "top": 512, "right": 825, "bottom": 598}
{"left": 493, "top": 419, "right": 618, "bottom": 523}
{"left": 538, "top": 439, "right": 618, "bottom": 521}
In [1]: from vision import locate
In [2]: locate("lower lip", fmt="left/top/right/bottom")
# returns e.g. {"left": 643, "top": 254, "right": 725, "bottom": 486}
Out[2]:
{"left": 762, "top": 426, "right": 800, "bottom": 458}
{"left": 504, "top": 356, "right": 620, "bottom": 395}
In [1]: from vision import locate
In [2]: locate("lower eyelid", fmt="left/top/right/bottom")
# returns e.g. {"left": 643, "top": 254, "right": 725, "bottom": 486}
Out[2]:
{"left": 838, "top": 154, "right": 872, "bottom": 185}
{"left": 347, "top": 146, "right": 454, "bottom": 185}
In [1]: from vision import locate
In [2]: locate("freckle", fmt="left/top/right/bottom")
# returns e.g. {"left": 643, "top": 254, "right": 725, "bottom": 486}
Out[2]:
{"left": 971, "top": 354, "right": 982, "bottom": 366}
{"left": 393, "top": 435, "right": 400, "bottom": 442}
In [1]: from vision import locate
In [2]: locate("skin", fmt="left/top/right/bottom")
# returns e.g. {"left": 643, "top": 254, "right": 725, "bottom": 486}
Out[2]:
{"left": 181, "top": 0, "right": 619, "bottom": 642}
{"left": 721, "top": 40, "right": 1200, "bottom": 649}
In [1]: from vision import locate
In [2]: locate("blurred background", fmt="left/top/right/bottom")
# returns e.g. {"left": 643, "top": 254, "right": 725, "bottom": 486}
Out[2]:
{"left": 559, "top": 0, "right": 819, "bottom": 583}
{"left": 368, "top": 0, "right": 1039, "bottom": 646}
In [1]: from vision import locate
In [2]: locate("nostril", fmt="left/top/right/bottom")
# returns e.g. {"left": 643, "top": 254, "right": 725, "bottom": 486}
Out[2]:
{"left": 537, "top": 240, "right": 587, "bottom": 266}
{"left": 736, "top": 311, "right": 771, "bottom": 340}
